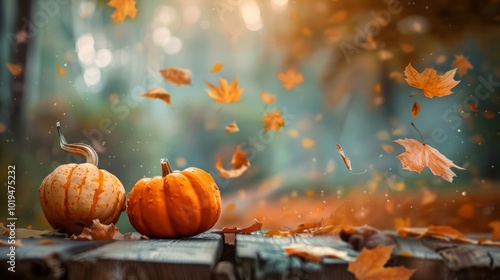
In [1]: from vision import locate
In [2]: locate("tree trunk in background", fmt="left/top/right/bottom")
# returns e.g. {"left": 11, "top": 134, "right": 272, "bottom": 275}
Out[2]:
{"left": 9, "top": 0, "right": 32, "bottom": 143}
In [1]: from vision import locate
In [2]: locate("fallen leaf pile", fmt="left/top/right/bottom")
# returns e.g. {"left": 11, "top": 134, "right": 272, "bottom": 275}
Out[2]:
{"left": 348, "top": 245, "right": 416, "bottom": 280}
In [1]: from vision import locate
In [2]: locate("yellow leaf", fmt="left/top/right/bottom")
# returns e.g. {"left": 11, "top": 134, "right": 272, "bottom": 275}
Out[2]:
{"left": 210, "top": 63, "right": 223, "bottom": 73}
{"left": 205, "top": 77, "right": 244, "bottom": 103}
{"left": 278, "top": 68, "right": 303, "bottom": 90}
{"left": 260, "top": 91, "right": 276, "bottom": 105}
{"left": 108, "top": 0, "right": 137, "bottom": 24}
{"left": 262, "top": 108, "right": 285, "bottom": 133}
{"left": 452, "top": 55, "right": 473, "bottom": 77}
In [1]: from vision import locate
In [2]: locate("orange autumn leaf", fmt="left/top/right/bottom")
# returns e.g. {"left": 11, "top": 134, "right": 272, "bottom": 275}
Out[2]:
{"left": 411, "top": 102, "right": 421, "bottom": 118}
{"left": 56, "top": 65, "right": 67, "bottom": 76}
{"left": 216, "top": 146, "right": 250, "bottom": 178}
{"left": 6, "top": 63, "right": 22, "bottom": 76}
{"left": 278, "top": 68, "right": 303, "bottom": 90}
{"left": 489, "top": 220, "right": 500, "bottom": 241}
{"left": 467, "top": 102, "right": 479, "bottom": 113}
{"left": 160, "top": 67, "right": 192, "bottom": 86}
{"left": 108, "top": 0, "right": 137, "bottom": 24}
{"left": 260, "top": 91, "right": 276, "bottom": 105}
{"left": 394, "top": 138, "right": 465, "bottom": 182}
{"left": 205, "top": 77, "right": 244, "bottom": 103}
{"left": 452, "top": 55, "right": 473, "bottom": 77}
{"left": 210, "top": 62, "right": 223, "bottom": 73}
{"left": 262, "top": 108, "right": 285, "bottom": 133}
{"left": 214, "top": 219, "right": 263, "bottom": 234}
{"left": 70, "top": 219, "right": 123, "bottom": 240}
{"left": 397, "top": 225, "right": 476, "bottom": 244}
{"left": 348, "top": 245, "right": 416, "bottom": 280}
{"left": 225, "top": 122, "right": 239, "bottom": 134}
{"left": 404, "top": 63, "right": 460, "bottom": 98}
{"left": 336, "top": 144, "right": 352, "bottom": 171}
{"left": 284, "top": 243, "right": 354, "bottom": 263}
{"left": 381, "top": 144, "right": 394, "bottom": 154}
{"left": 142, "top": 88, "right": 172, "bottom": 108}
{"left": 302, "top": 138, "right": 315, "bottom": 149}
{"left": 265, "top": 229, "right": 291, "bottom": 237}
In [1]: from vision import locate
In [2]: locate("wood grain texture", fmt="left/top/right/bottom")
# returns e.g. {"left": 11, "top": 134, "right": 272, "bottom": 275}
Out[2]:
{"left": 0, "top": 237, "right": 110, "bottom": 280}
{"left": 235, "top": 234, "right": 358, "bottom": 280}
{"left": 68, "top": 232, "right": 223, "bottom": 280}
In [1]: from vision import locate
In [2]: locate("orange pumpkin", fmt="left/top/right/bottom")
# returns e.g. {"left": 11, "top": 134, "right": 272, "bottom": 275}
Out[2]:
{"left": 39, "top": 122, "right": 126, "bottom": 235}
{"left": 127, "top": 159, "right": 222, "bottom": 238}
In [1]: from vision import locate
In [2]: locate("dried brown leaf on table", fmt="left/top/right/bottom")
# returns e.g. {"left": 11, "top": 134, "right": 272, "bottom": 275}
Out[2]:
{"left": 260, "top": 91, "right": 276, "bottom": 105}
{"left": 284, "top": 243, "right": 354, "bottom": 262}
{"left": 108, "top": 0, "right": 137, "bottom": 24}
{"left": 452, "top": 55, "right": 473, "bottom": 77}
{"left": 404, "top": 63, "right": 460, "bottom": 98}
{"left": 210, "top": 63, "right": 223, "bottom": 73}
{"left": 278, "top": 68, "right": 303, "bottom": 90}
{"left": 265, "top": 229, "right": 291, "bottom": 237}
{"left": 348, "top": 245, "right": 416, "bottom": 280}
{"left": 69, "top": 219, "right": 123, "bottom": 241}
{"left": 142, "top": 88, "right": 172, "bottom": 107}
{"left": 411, "top": 102, "right": 421, "bottom": 118}
{"left": 394, "top": 138, "right": 465, "bottom": 182}
{"left": 160, "top": 67, "right": 192, "bottom": 86}
{"left": 56, "top": 64, "right": 67, "bottom": 76}
{"left": 205, "top": 77, "right": 244, "bottom": 103}
{"left": 397, "top": 225, "right": 477, "bottom": 244}
{"left": 0, "top": 222, "right": 57, "bottom": 238}
{"left": 225, "top": 122, "right": 239, "bottom": 134}
{"left": 215, "top": 146, "right": 250, "bottom": 178}
{"left": 214, "top": 219, "right": 263, "bottom": 234}
{"left": 6, "top": 63, "right": 22, "bottom": 76}
{"left": 262, "top": 108, "right": 285, "bottom": 133}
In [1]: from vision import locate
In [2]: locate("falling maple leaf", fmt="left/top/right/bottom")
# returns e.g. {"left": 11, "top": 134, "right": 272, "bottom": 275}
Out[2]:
{"left": 277, "top": 68, "right": 303, "bottom": 90}
{"left": 205, "top": 77, "right": 244, "bottom": 103}
{"left": 69, "top": 219, "right": 123, "bottom": 240}
{"left": 160, "top": 67, "right": 192, "bottom": 86}
{"left": 262, "top": 108, "right": 285, "bottom": 133}
{"left": 284, "top": 243, "right": 354, "bottom": 262}
{"left": 452, "top": 55, "right": 473, "bottom": 77}
{"left": 260, "top": 91, "right": 276, "bottom": 105}
{"left": 348, "top": 245, "right": 416, "bottom": 280}
{"left": 225, "top": 122, "right": 239, "bottom": 134}
{"left": 394, "top": 138, "right": 465, "bottom": 182}
{"left": 6, "top": 63, "right": 22, "bottom": 76}
{"left": 404, "top": 63, "right": 460, "bottom": 98}
{"left": 142, "top": 88, "right": 172, "bottom": 108}
{"left": 216, "top": 146, "right": 250, "bottom": 178}
{"left": 108, "top": 0, "right": 137, "bottom": 24}
{"left": 411, "top": 102, "right": 421, "bottom": 118}
{"left": 214, "top": 219, "right": 262, "bottom": 234}
{"left": 210, "top": 62, "right": 223, "bottom": 73}
{"left": 489, "top": 220, "right": 500, "bottom": 241}
{"left": 56, "top": 65, "right": 67, "bottom": 76}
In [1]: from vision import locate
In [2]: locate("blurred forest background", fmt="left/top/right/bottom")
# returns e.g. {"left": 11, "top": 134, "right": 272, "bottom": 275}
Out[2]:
{"left": 1, "top": 0, "right": 499, "bottom": 233}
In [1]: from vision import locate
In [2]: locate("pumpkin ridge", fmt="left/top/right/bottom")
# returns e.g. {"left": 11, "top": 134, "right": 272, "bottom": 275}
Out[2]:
{"left": 64, "top": 165, "right": 79, "bottom": 218}
{"left": 181, "top": 170, "right": 215, "bottom": 233}
{"left": 160, "top": 177, "right": 177, "bottom": 237}
{"left": 45, "top": 171, "right": 60, "bottom": 207}
{"left": 88, "top": 169, "right": 105, "bottom": 220}
{"left": 164, "top": 175, "right": 183, "bottom": 237}
{"left": 106, "top": 174, "right": 124, "bottom": 224}
{"left": 138, "top": 179, "right": 157, "bottom": 237}
{"left": 75, "top": 165, "right": 90, "bottom": 209}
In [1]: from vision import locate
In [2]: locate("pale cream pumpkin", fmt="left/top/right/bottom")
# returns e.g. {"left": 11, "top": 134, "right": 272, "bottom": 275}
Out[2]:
{"left": 39, "top": 122, "right": 126, "bottom": 235}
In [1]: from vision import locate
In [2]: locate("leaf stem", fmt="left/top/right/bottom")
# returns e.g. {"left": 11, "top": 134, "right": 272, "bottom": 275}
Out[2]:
{"left": 411, "top": 122, "right": 426, "bottom": 144}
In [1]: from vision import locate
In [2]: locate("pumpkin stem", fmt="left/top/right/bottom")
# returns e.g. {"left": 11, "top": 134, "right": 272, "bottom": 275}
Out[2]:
{"left": 161, "top": 158, "right": 173, "bottom": 176}
{"left": 57, "top": 122, "right": 99, "bottom": 166}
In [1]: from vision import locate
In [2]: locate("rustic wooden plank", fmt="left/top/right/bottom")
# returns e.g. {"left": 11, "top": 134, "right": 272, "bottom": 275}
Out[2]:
{"left": 389, "top": 235, "right": 448, "bottom": 280}
{"left": 0, "top": 237, "right": 110, "bottom": 280}
{"left": 235, "top": 234, "right": 358, "bottom": 280}
{"left": 68, "top": 232, "right": 223, "bottom": 280}
{"left": 421, "top": 238, "right": 500, "bottom": 280}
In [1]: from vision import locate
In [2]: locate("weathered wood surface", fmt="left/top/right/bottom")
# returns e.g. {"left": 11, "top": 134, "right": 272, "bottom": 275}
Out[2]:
{"left": 68, "top": 231, "right": 223, "bottom": 280}
{"left": 0, "top": 237, "right": 110, "bottom": 280}
{"left": 235, "top": 234, "right": 358, "bottom": 280}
